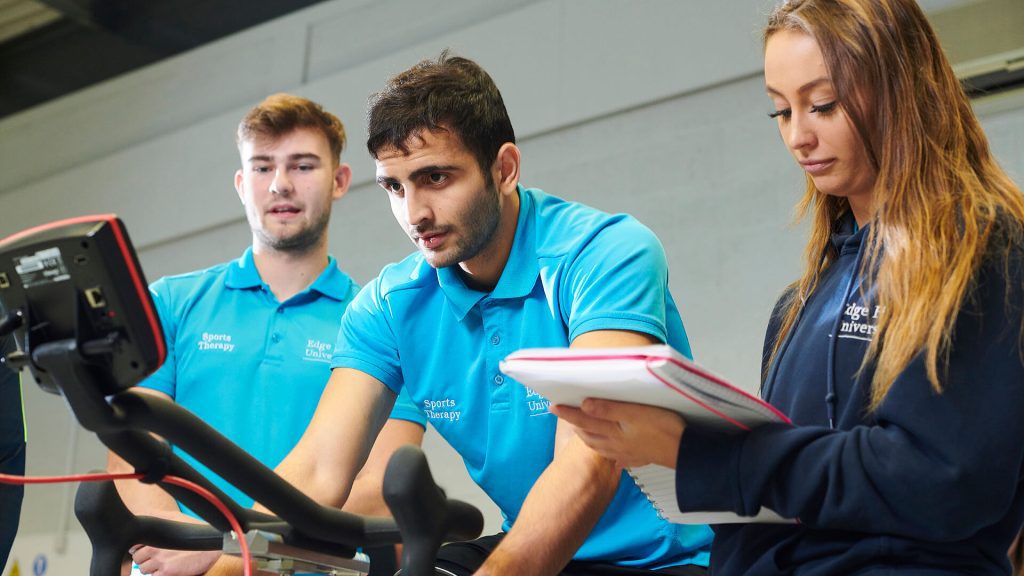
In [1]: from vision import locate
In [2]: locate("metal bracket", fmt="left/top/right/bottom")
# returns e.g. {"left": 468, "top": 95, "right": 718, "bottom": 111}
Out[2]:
{"left": 222, "top": 530, "right": 372, "bottom": 575}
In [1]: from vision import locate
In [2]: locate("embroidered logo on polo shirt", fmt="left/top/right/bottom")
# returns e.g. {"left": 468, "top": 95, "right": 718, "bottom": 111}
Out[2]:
{"left": 304, "top": 339, "right": 333, "bottom": 363}
{"left": 198, "top": 332, "right": 235, "bottom": 352}
{"left": 524, "top": 386, "right": 550, "bottom": 415}
{"left": 423, "top": 398, "right": 461, "bottom": 422}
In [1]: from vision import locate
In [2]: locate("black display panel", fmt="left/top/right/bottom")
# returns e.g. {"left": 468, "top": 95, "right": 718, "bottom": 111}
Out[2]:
{"left": 0, "top": 215, "right": 165, "bottom": 395}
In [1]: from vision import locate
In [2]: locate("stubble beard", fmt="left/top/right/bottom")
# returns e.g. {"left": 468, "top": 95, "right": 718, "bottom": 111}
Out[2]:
{"left": 254, "top": 206, "right": 331, "bottom": 255}
{"left": 426, "top": 181, "right": 502, "bottom": 269}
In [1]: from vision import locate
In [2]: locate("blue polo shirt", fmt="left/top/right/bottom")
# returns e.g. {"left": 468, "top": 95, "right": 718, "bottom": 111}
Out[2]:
{"left": 142, "top": 248, "right": 425, "bottom": 513}
{"left": 333, "top": 187, "right": 712, "bottom": 568}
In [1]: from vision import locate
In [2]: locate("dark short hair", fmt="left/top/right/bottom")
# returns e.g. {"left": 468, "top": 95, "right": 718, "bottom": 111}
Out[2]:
{"left": 237, "top": 93, "right": 346, "bottom": 163}
{"left": 366, "top": 50, "right": 516, "bottom": 174}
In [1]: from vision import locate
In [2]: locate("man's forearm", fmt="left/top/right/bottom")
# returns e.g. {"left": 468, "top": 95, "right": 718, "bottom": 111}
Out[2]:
{"left": 476, "top": 435, "right": 620, "bottom": 576}
{"left": 263, "top": 369, "right": 397, "bottom": 513}
{"left": 342, "top": 419, "right": 425, "bottom": 517}
{"left": 106, "top": 389, "right": 189, "bottom": 520}
{"left": 108, "top": 449, "right": 190, "bottom": 521}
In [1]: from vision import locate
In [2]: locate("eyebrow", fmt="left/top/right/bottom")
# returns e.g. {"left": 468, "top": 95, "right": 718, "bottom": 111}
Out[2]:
{"left": 376, "top": 164, "right": 461, "bottom": 185}
{"left": 247, "top": 153, "right": 323, "bottom": 163}
{"left": 765, "top": 77, "right": 832, "bottom": 97}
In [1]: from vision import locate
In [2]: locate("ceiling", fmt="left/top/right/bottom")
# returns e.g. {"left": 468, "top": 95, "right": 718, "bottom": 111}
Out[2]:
{"left": 0, "top": 0, "right": 1013, "bottom": 122}
{"left": 0, "top": 0, "right": 329, "bottom": 120}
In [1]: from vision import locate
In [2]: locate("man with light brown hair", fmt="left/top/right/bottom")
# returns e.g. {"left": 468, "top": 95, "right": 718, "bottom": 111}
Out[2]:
{"left": 108, "top": 94, "right": 425, "bottom": 576}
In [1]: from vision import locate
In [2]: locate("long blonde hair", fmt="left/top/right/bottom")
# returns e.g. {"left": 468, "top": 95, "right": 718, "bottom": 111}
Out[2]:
{"left": 765, "top": 0, "right": 1024, "bottom": 410}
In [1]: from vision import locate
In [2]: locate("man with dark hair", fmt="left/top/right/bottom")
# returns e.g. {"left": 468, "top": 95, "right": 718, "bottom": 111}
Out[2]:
{"left": 272, "top": 53, "right": 713, "bottom": 575}
{"left": 107, "top": 93, "right": 426, "bottom": 576}
{"left": 0, "top": 334, "right": 25, "bottom": 568}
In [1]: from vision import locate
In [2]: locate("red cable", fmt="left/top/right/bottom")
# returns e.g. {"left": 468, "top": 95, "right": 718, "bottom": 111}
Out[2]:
{"left": 0, "top": 471, "right": 253, "bottom": 576}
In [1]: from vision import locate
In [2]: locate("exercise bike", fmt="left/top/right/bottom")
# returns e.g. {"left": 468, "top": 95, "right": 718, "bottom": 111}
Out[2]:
{"left": 0, "top": 215, "right": 482, "bottom": 575}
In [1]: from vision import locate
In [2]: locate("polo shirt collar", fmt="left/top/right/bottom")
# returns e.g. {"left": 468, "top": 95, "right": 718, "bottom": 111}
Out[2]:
{"left": 437, "top": 185, "right": 539, "bottom": 320}
{"left": 309, "top": 255, "right": 353, "bottom": 301}
{"left": 225, "top": 247, "right": 352, "bottom": 302}
{"left": 225, "top": 247, "right": 263, "bottom": 290}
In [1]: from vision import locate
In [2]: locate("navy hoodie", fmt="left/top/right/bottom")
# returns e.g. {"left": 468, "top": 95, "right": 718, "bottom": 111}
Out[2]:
{"left": 675, "top": 213, "right": 1024, "bottom": 575}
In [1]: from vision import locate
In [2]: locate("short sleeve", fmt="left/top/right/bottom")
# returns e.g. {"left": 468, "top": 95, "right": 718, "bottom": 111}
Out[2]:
{"left": 562, "top": 217, "right": 673, "bottom": 343}
{"left": 137, "top": 279, "right": 178, "bottom": 397}
{"left": 388, "top": 386, "right": 425, "bottom": 426}
{"left": 331, "top": 278, "right": 404, "bottom": 393}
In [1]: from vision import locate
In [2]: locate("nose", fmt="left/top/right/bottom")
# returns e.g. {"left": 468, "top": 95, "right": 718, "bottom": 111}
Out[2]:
{"left": 785, "top": 113, "right": 817, "bottom": 153}
{"left": 269, "top": 169, "right": 293, "bottom": 196}
{"left": 403, "top": 186, "right": 433, "bottom": 227}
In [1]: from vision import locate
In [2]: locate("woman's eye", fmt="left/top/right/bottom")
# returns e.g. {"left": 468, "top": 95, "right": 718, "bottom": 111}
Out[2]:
{"left": 768, "top": 108, "right": 792, "bottom": 120}
{"left": 810, "top": 101, "right": 838, "bottom": 115}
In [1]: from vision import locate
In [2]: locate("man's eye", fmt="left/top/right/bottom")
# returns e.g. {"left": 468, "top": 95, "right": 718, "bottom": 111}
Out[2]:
{"left": 253, "top": 166, "right": 272, "bottom": 173}
{"left": 382, "top": 181, "right": 402, "bottom": 194}
{"left": 428, "top": 173, "right": 448, "bottom": 184}
{"left": 296, "top": 164, "right": 315, "bottom": 171}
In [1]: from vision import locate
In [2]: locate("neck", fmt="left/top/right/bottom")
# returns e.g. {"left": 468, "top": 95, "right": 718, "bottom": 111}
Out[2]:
{"left": 848, "top": 194, "right": 875, "bottom": 228}
{"left": 251, "top": 239, "right": 330, "bottom": 302}
{"left": 459, "top": 192, "right": 521, "bottom": 292}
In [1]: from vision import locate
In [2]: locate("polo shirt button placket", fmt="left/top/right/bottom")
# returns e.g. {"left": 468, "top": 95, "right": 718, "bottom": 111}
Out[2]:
{"left": 493, "top": 374, "right": 504, "bottom": 386}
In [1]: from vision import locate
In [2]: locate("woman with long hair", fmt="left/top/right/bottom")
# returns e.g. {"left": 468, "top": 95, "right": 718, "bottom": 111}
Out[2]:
{"left": 553, "top": 0, "right": 1024, "bottom": 573}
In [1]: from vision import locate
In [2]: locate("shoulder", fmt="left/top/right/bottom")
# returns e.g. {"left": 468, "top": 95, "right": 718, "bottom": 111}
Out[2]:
{"left": 761, "top": 284, "right": 798, "bottom": 377}
{"left": 151, "top": 261, "right": 232, "bottom": 292}
{"left": 770, "top": 285, "right": 799, "bottom": 323}
{"left": 148, "top": 260, "right": 234, "bottom": 311}
{"left": 362, "top": 252, "right": 437, "bottom": 300}
{"left": 526, "top": 188, "right": 660, "bottom": 257}
{"left": 320, "top": 257, "right": 361, "bottom": 300}
{"left": 765, "top": 284, "right": 798, "bottom": 339}
{"left": 974, "top": 217, "right": 1024, "bottom": 305}
{"left": 987, "top": 215, "right": 1024, "bottom": 260}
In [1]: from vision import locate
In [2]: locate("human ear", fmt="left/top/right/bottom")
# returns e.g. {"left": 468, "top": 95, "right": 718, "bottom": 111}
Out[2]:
{"left": 234, "top": 169, "right": 245, "bottom": 205}
{"left": 493, "top": 143, "right": 521, "bottom": 197}
{"left": 332, "top": 163, "right": 353, "bottom": 200}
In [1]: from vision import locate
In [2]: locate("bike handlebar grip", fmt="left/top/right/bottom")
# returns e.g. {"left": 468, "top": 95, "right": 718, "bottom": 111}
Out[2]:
{"left": 384, "top": 445, "right": 447, "bottom": 576}
{"left": 75, "top": 480, "right": 137, "bottom": 576}
{"left": 442, "top": 498, "right": 484, "bottom": 544}
{"left": 75, "top": 479, "right": 225, "bottom": 576}
{"left": 383, "top": 445, "right": 484, "bottom": 576}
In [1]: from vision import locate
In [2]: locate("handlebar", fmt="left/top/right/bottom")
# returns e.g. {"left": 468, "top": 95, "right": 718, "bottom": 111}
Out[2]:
{"left": 0, "top": 216, "right": 484, "bottom": 576}
{"left": 74, "top": 479, "right": 222, "bottom": 575}
{"left": 74, "top": 425, "right": 483, "bottom": 575}
{"left": 107, "top": 389, "right": 399, "bottom": 550}
{"left": 384, "top": 445, "right": 485, "bottom": 575}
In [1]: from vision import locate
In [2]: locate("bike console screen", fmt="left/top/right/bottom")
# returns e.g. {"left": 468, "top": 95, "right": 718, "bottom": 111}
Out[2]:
{"left": 0, "top": 215, "right": 165, "bottom": 396}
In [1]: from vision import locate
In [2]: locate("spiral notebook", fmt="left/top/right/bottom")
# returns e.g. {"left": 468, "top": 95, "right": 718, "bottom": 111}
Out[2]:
{"left": 500, "top": 345, "right": 794, "bottom": 524}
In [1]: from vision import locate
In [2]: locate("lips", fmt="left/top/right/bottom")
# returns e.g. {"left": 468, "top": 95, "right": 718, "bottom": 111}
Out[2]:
{"left": 416, "top": 231, "right": 448, "bottom": 250}
{"left": 268, "top": 204, "right": 301, "bottom": 216}
{"left": 800, "top": 159, "right": 835, "bottom": 175}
